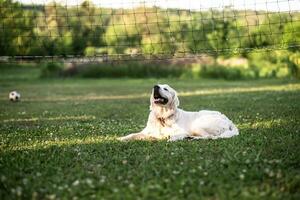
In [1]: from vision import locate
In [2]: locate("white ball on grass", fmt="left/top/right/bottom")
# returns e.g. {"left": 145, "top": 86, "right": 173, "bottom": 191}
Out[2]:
{"left": 9, "top": 91, "right": 21, "bottom": 102}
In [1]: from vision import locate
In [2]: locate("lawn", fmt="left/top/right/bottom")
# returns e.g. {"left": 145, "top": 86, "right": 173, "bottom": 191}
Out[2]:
{"left": 0, "top": 66, "right": 300, "bottom": 199}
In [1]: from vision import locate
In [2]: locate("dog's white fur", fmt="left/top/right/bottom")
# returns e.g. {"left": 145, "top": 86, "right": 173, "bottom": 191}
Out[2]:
{"left": 118, "top": 84, "right": 239, "bottom": 141}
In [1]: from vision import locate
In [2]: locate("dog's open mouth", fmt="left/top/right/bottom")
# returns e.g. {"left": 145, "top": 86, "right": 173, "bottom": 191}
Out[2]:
{"left": 153, "top": 91, "right": 168, "bottom": 104}
{"left": 154, "top": 97, "right": 168, "bottom": 104}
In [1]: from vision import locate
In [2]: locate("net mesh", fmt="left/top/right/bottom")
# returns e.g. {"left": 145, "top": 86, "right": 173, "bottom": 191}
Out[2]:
{"left": 0, "top": 0, "right": 300, "bottom": 62}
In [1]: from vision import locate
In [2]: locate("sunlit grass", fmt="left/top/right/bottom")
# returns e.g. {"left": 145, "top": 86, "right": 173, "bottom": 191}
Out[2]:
{"left": 2, "top": 135, "right": 115, "bottom": 152}
{"left": 1, "top": 115, "right": 96, "bottom": 123}
{"left": 179, "top": 83, "right": 300, "bottom": 97}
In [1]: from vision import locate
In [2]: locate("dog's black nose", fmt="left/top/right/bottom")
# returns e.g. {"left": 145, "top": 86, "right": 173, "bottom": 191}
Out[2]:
{"left": 153, "top": 85, "right": 160, "bottom": 90}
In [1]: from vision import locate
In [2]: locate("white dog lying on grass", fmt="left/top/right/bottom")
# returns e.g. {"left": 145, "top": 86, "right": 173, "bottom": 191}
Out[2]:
{"left": 118, "top": 84, "right": 239, "bottom": 141}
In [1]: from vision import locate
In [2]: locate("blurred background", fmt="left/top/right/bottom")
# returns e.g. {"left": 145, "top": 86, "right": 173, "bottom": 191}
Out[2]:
{"left": 0, "top": 0, "right": 299, "bottom": 80}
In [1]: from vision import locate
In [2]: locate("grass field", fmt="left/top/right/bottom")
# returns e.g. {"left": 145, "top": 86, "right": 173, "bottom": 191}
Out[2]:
{"left": 0, "top": 66, "right": 300, "bottom": 199}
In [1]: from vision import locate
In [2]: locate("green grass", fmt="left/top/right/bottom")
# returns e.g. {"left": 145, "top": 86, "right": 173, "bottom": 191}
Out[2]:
{"left": 0, "top": 66, "right": 300, "bottom": 199}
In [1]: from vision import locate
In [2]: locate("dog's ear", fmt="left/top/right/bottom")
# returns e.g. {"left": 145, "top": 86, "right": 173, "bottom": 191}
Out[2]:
{"left": 173, "top": 91, "right": 180, "bottom": 107}
{"left": 149, "top": 90, "right": 154, "bottom": 111}
{"left": 171, "top": 90, "right": 180, "bottom": 108}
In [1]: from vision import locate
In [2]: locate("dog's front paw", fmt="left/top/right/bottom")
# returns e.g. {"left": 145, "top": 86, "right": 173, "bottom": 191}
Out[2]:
{"left": 168, "top": 135, "right": 186, "bottom": 142}
{"left": 117, "top": 136, "right": 128, "bottom": 141}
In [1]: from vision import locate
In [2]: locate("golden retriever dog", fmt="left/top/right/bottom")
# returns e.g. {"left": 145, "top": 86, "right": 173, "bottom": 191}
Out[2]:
{"left": 118, "top": 84, "right": 239, "bottom": 141}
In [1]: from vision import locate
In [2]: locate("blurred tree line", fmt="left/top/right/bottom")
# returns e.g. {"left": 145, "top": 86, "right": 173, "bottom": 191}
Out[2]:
{"left": 0, "top": 0, "right": 300, "bottom": 78}
{"left": 1, "top": 0, "right": 299, "bottom": 57}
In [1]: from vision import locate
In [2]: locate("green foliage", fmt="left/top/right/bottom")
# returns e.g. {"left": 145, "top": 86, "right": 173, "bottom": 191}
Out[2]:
{"left": 248, "top": 51, "right": 300, "bottom": 78}
{"left": 40, "top": 62, "right": 64, "bottom": 78}
{"left": 0, "top": 0, "right": 37, "bottom": 56}
{"left": 78, "top": 62, "right": 184, "bottom": 78}
{"left": 35, "top": 52, "right": 299, "bottom": 79}
{"left": 199, "top": 65, "right": 243, "bottom": 80}
{"left": 283, "top": 19, "right": 300, "bottom": 52}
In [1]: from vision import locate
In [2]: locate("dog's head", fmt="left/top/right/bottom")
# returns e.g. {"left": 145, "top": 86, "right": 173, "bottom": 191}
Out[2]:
{"left": 150, "top": 84, "right": 179, "bottom": 110}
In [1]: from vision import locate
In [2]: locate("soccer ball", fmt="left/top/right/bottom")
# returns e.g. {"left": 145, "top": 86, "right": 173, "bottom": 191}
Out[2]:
{"left": 9, "top": 91, "right": 21, "bottom": 102}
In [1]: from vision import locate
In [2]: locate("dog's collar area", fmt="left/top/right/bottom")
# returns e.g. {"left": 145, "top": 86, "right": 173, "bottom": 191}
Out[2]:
{"left": 156, "top": 113, "right": 175, "bottom": 127}
{"left": 157, "top": 117, "right": 166, "bottom": 127}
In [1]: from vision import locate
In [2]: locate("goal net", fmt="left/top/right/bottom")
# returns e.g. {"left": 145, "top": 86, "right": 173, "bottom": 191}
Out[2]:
{"left": 1, "top": 0, "right": 300, "bottom": 62}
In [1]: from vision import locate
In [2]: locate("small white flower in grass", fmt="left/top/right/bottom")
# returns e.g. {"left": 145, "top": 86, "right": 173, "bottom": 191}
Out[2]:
{"left": 148, "top": 185, "right": 155, "bottom": 189}
{"left": 260, "top": 191, "right": 267, "bottom": 196}
{"left": 124, "top": 180, "right": 129, "bottom": 184}
{"left": 129, "top": 183, "right": 135, "bottom": 189}
{"left": 239, "top": 174, "right": 245, "bottom": 180}
{"left": 268, "top": 171, "right": 275, "bottom": 177}
{"left": 32, "top": 192, "right": 38, "bottom": 199}
{"left": 113, "top": 188, "right": 119, "bottom": 193}
{"left": 203, "top": 172, "right": 208, "bottom": 176}
{"left": 264, "top": 168, "right": 270, "bottom": 173}
{"left": 47, "top": 194, "right": 56, "bottom": 200}
{"left": 86, "top": 178, "right": 94, "bottom": 188}
{"left": 180, "top": 181, "right": 186, "bottom": 186}
{"left": 16, "top": 186, "right": 22, "bottom": 196}
{"left": 100, "top": 176, "right": 106, "bottom": 183}
{"left": 199, "top": 180, "right": 204, "bottom": 185}
{"left": 22, "top": 178, "right": 28, "bottom": 185}
{"left": 72, "top": 180, "right": 80, "bottom": 186}
{"left": 1, "top": 175, "right": 6, "bottom": 182}
{"left": 122, "top": 160, "right": 128, "bottom": 165}
{"left": 172, "top": 170, "right": 180, "bottom": 175}
{"left": 242, "top": 169, "right": 247, "bottom": 173}
{"left": 276, "top": 170, "right": 282, "bottom": 179}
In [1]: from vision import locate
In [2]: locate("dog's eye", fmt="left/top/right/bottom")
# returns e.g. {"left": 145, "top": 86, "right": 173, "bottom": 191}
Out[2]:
{"left": 163, "top": 88, "right": 169, "bottom": 91}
